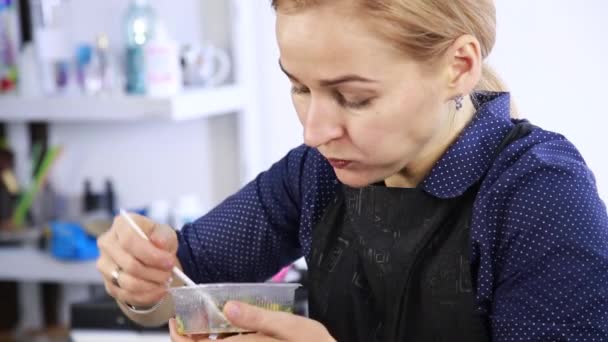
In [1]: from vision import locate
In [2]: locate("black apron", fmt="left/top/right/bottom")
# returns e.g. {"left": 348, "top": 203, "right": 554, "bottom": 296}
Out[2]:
{"left": 308, "top": 120, "right": 533, "bottom": 341}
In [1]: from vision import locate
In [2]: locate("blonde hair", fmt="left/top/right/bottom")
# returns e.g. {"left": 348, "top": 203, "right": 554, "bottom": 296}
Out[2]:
{"left": 272, "top": 0, "right": 518, "bottom": 117}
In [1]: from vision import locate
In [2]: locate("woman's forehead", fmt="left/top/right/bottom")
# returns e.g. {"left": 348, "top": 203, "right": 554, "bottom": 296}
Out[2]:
{"left": 276, "top": 10, "right": 409, "bottom": 80}
{"left": 275, "top": 0, "right": 362, "bottom": 40}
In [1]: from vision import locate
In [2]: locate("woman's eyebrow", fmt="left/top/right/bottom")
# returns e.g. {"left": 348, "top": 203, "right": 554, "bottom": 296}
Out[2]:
{"left": 279, "top": 60, "right": 378, "bottom": 86}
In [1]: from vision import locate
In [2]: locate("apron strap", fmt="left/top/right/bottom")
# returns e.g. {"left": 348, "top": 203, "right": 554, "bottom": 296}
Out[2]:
{"left": 492, "top": 119, "right": 534, "bottom": 161}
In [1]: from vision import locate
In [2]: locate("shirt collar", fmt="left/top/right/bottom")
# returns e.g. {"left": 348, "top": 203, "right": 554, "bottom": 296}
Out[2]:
{"left": 420, "top": 91, "right": 515, "bottom": 198}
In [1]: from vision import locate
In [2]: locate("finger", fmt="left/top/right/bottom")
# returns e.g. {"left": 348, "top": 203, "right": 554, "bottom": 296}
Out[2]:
{"left": 116, "top": 212, "right": 157, "bottom": 236}
{"left": 223, "top": 333, "right": 278, "bottom": 341}
{"left": 102, "top": 272, "right": 167, "bottom": 307}
{"left": 97, "top": 254, "right": 167, "bottom": 305}
{"left": 98, "top": 234, "right": 173, "bottom": 284}
{"left": 101, "top": 260, "right": 169, "bottom": 294}
{"left": 105, "top": 278, "right": 166, "bottom": 307}
{"left": 116, "top": 212, "right": 177, "bottom": 253}
{"left": 223, "top": 302, "right": 305, "bottom": 340}
{"left": 149, "top": 223, "right": 178, "bottom": 253}
{"left": 212, "top": 333, "right": 242, "bottom": 340}
{"left": 113, "top": 217, "right": 176, "bottom": 271}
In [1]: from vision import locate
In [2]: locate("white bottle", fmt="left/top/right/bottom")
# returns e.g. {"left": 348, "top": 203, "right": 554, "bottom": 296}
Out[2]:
{"left": 18, "top": 43, "right": 41, "bottom": 96}
{"left": 31, "top": 0, "right": 71, "bottom": 95}
{"left": 144, "top": 20, "right": 182, "bottom": 97}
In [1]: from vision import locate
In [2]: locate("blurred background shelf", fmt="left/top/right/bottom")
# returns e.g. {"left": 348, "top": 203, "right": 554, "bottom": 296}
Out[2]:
{"left": 0, "top": 247, "right": 100, "bottom": 284}
{"left": 0, "top": 0, "right": 267, "bottom": 337}
{"left": 0, "top": 85, "right": 244, "bottom": 123}
{"left": 71, "top": 331, "right": 168, "bottom": 342}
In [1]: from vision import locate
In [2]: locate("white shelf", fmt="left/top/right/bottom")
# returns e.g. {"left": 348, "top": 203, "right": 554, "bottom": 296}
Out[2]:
{"left": 0, "top": 85, "right": 244, "bottom": 123}
{"left": 72, "top": 331, "right": 169, "bottom": 342}
{"left": 0, "top": 247, "right": 102, "bottom": 284}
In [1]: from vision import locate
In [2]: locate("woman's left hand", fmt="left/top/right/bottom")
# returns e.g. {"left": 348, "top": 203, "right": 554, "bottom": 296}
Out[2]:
{"left": 169, "top": 301, "right": 336, "bottom": 342}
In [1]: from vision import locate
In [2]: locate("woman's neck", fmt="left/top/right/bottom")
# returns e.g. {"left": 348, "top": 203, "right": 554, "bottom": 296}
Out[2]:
{"left": 384, "top": 96, "right": 477, "bottom": 188}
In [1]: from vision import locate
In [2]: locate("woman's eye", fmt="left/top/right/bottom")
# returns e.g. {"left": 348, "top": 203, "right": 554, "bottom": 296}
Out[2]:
{"left": 290, "top": 86, "right": 373, "bottom": 109}
{"left": 335, "top": 92, "right": 373, "bottom": 109}
{"left": 344, "top": 98, "right": 372, "bottom": 109}
{"left": 290, "top": 86, "right": 310, "bottom": 95}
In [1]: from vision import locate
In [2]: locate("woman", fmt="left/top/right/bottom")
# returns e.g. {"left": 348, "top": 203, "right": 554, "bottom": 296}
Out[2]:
{"left": 96, "top": 0, "right": 608, "bottom": 341}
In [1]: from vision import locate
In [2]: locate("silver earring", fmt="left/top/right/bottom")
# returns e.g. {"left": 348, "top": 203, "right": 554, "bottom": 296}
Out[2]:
{"left": 454, "top": 95, "right": 464, "bottom": 111}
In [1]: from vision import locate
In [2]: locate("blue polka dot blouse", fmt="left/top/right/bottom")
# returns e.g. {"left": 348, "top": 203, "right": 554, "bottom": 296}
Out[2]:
{"left": 177, "top": 92, "right": 608, "bottom": 341}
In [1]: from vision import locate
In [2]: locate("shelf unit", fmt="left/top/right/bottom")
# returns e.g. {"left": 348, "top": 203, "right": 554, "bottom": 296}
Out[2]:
{"left": 0, "top": 1, "right": 268, "bottom": 331}
{"left": 0, "top": 0, "right": 266, "bottom": 183}
{"left": 0, "top": 247, "right": 101, "bottom": 284}
{"left": 0, "top": 85, "right": 245, "bottom": 122}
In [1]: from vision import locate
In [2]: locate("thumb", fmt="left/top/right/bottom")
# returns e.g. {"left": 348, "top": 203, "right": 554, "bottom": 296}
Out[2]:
{"left": 149, "top": 223, "right": 178, "bottom": 253}
{"left": 224, "top": 301, "right": 300, "bottom": 339}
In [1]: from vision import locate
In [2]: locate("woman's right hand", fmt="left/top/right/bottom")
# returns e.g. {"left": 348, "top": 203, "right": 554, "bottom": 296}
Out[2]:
{"left": 96, "top": 213, "right": 178, "bottom": 307}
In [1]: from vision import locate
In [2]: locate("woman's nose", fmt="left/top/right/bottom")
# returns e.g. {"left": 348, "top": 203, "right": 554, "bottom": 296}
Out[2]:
{"left": 302, "top": 99, "right": 344, "bottom": 148}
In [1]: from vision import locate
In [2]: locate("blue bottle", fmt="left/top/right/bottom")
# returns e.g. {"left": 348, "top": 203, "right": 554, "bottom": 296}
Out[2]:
{"left": 124, "top": 0, "right": 155, "bottom": 95}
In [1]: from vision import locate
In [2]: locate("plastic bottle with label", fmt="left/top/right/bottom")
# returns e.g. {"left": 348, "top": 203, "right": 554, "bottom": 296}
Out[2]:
{"left": 124, "top": 0, "right": 156, "bottom": 95}
{"left": 144, "top": 20, "right": 182, "bottom": 97}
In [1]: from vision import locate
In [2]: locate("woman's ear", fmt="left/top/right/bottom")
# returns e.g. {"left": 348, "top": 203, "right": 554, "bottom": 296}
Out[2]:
{"left": 443, "top": 34, "right": 483, "bottom": 99}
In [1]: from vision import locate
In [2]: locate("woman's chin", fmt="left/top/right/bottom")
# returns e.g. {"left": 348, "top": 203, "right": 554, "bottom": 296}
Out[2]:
{"left": 334, "top": 170, "right": 376, "bottom": 188}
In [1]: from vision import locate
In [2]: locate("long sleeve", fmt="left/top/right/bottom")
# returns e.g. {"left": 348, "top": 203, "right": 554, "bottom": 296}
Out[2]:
{"left": 479, "top": 139, "right": 608, "bottom": 341}
{"left": 176, "top": 145, "right": 314, "bottom": 283}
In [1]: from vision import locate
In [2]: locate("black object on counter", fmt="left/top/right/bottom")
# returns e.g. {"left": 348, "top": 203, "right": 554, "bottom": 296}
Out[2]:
{"left": 71, "top": 296, "right": 166, "bottom": 332}
{"left": 83, "top": 178, "right": 115, "bottom": 216}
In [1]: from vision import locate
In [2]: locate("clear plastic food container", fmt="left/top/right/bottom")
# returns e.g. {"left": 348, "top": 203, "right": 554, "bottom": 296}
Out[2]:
{"left": 169, "top": 283, "right": 300, "bottom": 335}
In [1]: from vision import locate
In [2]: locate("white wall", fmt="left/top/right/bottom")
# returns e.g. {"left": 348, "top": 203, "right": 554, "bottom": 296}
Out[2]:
{"left": 490, "top": 0, "right": 608, "bottom": 201}
{"left": 48, "top": 117, "right": 238, "bottom": 211}
{"left": 249, "top": 5, "right": 303, "bottom": 167}
{"left": 252, "top": 1, "right": 608, "bottom": 201}
{"left": 64, "top": 0, "right": 206, "bottom": 52}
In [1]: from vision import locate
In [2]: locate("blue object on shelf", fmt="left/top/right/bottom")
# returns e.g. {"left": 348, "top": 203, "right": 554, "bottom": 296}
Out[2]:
{"left": 76, "top": 44, "right": 93, "bottom": 65}
{"left": 49, "top": 222, "right": 100, "bottom": 261}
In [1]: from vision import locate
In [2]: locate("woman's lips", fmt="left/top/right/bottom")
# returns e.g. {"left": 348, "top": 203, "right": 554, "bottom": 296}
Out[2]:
{"left": 327, "top": 158, "right": 352, "bottom": 169}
